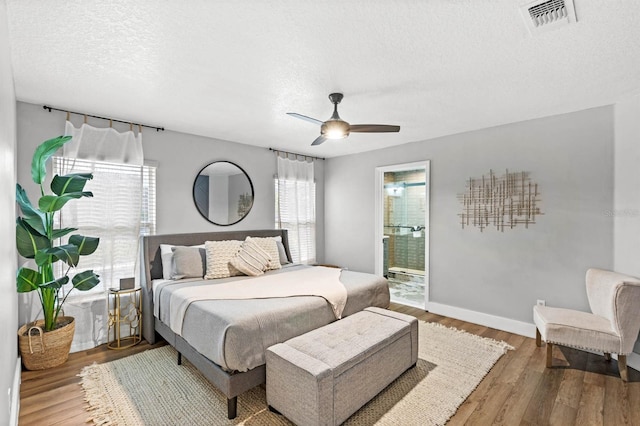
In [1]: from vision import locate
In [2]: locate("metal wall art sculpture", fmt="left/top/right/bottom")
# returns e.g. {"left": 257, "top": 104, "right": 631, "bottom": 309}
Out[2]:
{"left": 458, "top": 169, "right": 542, "bottom": 231}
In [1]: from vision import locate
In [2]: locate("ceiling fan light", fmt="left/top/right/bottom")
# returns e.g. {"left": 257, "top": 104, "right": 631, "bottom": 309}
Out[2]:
{"left": 321, "top": 120, "right": 350, "bottom": 139}
{"left": 325, "top": 129, "right": 348, "bottom": 139}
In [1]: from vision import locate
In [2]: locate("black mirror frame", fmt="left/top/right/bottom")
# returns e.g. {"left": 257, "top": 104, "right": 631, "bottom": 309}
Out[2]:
{"left": 192, "top": 160, "right": 254, "bottom": 226}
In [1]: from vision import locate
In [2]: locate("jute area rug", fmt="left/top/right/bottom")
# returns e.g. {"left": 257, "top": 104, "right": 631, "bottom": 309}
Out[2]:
{"left": 80, "top": 321, "right": 512, "bottom": 426}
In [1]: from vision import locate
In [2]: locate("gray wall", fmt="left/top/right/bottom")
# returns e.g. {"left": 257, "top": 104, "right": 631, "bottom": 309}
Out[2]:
{"left": 613, "top": 92, "right": 640, "bottom": 353}
{"left": 0, "top": 0, "right": 19, "bottom": 422}
{"left": 16, "top": 101, "right": 325, "bottom": 323}
{"left": 325, "top": 107, "right": 614, "bottom": 325}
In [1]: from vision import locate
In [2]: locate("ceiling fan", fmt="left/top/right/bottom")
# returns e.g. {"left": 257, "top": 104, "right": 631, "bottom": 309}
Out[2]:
{"left": 287, "top": 93, "right": 400, "bottom": 146}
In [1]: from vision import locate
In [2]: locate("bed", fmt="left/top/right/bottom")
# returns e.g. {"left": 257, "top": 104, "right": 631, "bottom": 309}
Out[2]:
{"left": 141, "top": 229, "right": 390, "bottom": 419}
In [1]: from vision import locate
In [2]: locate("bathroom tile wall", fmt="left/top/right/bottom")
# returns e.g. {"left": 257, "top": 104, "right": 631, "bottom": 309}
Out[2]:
{"left": 384, "top": 169, "right": 426, "bottom": 271}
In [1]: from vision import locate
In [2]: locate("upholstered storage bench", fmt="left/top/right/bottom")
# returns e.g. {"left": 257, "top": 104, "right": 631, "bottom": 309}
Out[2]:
{"left": 266, "top": 307, "right": 418, "bottom": 426}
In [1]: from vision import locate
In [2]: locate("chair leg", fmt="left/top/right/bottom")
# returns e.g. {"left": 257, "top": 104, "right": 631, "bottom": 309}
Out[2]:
{"left": 618, "top": 355, "right": 628, "bottom": 382}
{"left": 604, "top": 352, "right": 611, "bottom": 362}
{"left": 536, "top": 328, "right": 541, "bottom": 347}
{"left": 546, "top": 342, "right": 553, "bottom": 368}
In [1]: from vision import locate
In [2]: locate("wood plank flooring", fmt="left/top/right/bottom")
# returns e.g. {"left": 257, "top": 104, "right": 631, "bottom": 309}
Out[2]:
{"left": 19, "top": 303, "right": 640, "bottom": 425}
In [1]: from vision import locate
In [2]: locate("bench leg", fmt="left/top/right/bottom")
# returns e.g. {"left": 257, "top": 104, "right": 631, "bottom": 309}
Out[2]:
{"left": 177, "top": 352, "right": 182, "bottom": 365}
{"left": 604, "top": 352, "right": 611, "bottom": 361}
{"left": 227, "top": 396, "right": 237, "bottom": 419}
{"left": 536, "top": 328, "right": 541, "bottom": 347}
{"left": 618, "top": 355, "right": 628, "bottom": 382}
{"left": 546, "top": 342, "right": 553, "bottom": 368}
{"left": 268, "top": 405, "right": 281, "bottom": 415}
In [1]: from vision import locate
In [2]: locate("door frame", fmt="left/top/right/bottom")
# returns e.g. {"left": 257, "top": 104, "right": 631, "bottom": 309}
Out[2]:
{"left": 374, "top": 160, "right": 430, "bottom": 309}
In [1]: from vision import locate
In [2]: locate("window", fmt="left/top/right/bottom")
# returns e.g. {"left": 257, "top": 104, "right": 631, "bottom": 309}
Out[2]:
{"left": 53, "top": 157, "right": 156, "bottom": 295}
{"left": 275, "top": 177, "right": 316, "bottom": 264}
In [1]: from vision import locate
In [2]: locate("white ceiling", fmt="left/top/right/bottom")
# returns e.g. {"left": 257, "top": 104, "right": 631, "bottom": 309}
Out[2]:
{"left": 6, "top": 1, "right": 640, "bottom": 158}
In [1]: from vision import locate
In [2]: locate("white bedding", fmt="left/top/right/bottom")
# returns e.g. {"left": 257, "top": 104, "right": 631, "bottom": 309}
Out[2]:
{"left": 168, "top": 266, "right": 347, "bottom": 335}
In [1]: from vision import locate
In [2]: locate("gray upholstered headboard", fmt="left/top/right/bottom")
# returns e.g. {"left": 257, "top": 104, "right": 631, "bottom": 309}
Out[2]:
{"left": 140, "top": 229, "right": 292, "bottom": 344}
{"left": 142, "top": 228, "right": 292, "bottom": 284}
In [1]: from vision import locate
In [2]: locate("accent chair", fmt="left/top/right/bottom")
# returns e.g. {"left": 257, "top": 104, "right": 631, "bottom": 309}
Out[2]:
{"left": 533, "top": 268, "right": 640, "bottom": 381}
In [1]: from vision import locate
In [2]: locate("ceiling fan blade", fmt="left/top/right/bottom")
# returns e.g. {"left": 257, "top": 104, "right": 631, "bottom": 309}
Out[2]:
{"left": 287, "top": 112, "right": 324, "bottom": 126}
{"left": 349, "top": 124, "right": 400, "bottom": 133}
{"left": 311, "top": 136, "right": 327, "bottom": 146}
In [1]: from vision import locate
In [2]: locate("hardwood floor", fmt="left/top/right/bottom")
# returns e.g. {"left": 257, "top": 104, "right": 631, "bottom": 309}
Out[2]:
{"left": 19, "top": 303, "right": 640, "bottom": 425}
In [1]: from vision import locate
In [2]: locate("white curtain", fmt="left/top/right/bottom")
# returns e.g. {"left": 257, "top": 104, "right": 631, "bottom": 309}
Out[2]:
{"left": 57, "top": 121, "right": 143, "bottom": 352}
{"left": 276, "top": 153, "right": 316, "bottom": 264}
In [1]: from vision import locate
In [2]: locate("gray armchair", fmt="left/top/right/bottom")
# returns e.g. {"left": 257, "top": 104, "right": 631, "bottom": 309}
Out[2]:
{"left": 533, "top": 268, "right": 640, "bottom": 381}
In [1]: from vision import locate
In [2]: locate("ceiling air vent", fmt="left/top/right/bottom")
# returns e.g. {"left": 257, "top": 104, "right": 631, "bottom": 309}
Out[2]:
{"left": 520, "top": 0, "right": 577, "bottom": 35}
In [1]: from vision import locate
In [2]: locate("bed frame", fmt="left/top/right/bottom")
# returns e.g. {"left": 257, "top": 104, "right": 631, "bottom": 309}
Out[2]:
{"left": 141, "top": 229, "right": 293, "bottom": 419}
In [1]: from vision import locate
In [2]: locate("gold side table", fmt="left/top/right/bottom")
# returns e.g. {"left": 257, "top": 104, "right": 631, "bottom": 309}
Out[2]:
{"left": 107, "top": 287, "right": 142, "bottom": 350}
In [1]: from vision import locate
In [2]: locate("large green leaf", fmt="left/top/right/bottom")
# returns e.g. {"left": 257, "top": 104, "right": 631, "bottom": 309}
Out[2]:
{"left": 16, "top": 267, "right": 41, "bottom": 293}
{"left": 35, "top": 244, "right": 80, "bottom": 267}
{"left": 31, "top": 136, "right": 72, "bottom": 185}
{"left": 16, "top": 218, "right": 50, "bottom": 258}
{"left": 68, "top": 235, "right": 100, "bottom": 256}
{"left": 51, "top": 227, "right": 78, "bottom": 239}
{"left": 38, "top": 192, "right": 93, "bottom": 212}
{"left": 51, "top": 173, "right": 93, "bottom": 196}
{"left": 15, "top": 184, "right": 46, "bottom": 236}
{"left": 72, "top": 270, "right": 100, "bottom": 291}
{"left": 38, "top": 276, "right": 69, "bottom": 290}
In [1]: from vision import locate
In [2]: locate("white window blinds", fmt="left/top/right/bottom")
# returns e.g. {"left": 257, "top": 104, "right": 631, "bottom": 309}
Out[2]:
{"left": 53, "top": 157, "right": 157, "bottom": 295}
{"left": 275, "top": 155, "right": 316, "bottom": 264}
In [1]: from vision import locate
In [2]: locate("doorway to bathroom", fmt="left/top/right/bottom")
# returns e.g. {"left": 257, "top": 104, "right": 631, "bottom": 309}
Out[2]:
{"left": 375, "top": 161, "right": 430, "bottom": 309}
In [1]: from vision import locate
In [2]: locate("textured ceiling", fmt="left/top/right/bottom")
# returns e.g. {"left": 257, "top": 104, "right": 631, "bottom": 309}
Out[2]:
{"left": 6, "top": 1, "right": 640, "bottom": 158}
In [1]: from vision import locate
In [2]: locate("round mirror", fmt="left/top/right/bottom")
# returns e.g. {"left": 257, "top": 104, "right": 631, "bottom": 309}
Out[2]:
{"left": 193, "top": 161, "right": 254, "bottom": 226}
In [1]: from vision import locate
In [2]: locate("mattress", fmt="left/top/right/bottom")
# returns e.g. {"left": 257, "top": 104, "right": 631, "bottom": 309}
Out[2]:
{"left": 153, "top": 265, "right": 390, "bottom": 372}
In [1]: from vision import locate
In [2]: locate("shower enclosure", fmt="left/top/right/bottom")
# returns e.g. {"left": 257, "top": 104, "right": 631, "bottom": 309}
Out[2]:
{"left": 375, "top": 161, "right": 429, "bottom": 309}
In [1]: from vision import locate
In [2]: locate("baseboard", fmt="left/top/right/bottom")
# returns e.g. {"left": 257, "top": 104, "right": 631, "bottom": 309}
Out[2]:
{"left": 426, "top": 301, "right": 537, "bottom": 338}
{"left": 10, "top": 357, "right": 20, "bottom": 426}
{"left": 426, "top": 301, "right": 640, "bottom": 373}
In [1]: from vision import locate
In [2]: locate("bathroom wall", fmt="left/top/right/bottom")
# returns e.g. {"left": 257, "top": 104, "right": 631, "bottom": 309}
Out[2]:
{"left": 384, "top": 169, "right": 426, "bottom": 272}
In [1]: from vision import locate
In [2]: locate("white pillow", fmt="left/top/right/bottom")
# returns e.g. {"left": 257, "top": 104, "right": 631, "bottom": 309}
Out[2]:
{"left": 160, "top": 244, "right": 204, "bottom": 280}
{"left": 204, "top": 240, "right": 243, "bottom": 279}
{"left": 229, "top": 239, "right": 271, "bottom": 277}
{"left": 246, "top": 236, "right": 282, "bottom": 270}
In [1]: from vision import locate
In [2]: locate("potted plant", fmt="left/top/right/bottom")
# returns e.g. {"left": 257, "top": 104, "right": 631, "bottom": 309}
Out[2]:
{"left": 16, "top": 135, "right": 100, "bottom": 370}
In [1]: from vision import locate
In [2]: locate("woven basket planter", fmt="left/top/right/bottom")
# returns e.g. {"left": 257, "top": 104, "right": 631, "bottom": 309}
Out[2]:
{"left": 18, "top": 316, "right": 75, "bottom": 370}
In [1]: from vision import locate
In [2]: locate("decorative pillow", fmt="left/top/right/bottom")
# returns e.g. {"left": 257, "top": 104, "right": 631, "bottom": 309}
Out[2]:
{"left": 171, "top": 246, "right": 206, "bottom": 279}
{"left": 246, "top": 236, "right": 282, "bottom": 270}
{"left": 276, "top": 241, "right": 290, "bottom": 265}
{"left": 160, "top": 244, "right": 175, "bottom": 280}
{"left": 204, "top": 240, "right": 243, "bottom": 279}
{"left": 229, "top": 239, "right": 271, "bottom": 276}
{"left": 160, "top": 244, "right": 205, "bottom": 280}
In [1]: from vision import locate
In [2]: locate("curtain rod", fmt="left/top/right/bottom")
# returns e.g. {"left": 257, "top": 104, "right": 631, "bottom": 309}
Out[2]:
{"left": 269, "top": 147, "right": 325, "bottom": 161}
{"left": 43, "top": 105, "right": 165, "bottom": 132}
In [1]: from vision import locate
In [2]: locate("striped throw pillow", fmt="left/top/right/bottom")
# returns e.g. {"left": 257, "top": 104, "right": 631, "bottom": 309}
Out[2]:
{"left": 230, "top": 239, "right": 272, "bottom": 276}
{"left": 245, "top": 236, "right": 282, "bottom": 270}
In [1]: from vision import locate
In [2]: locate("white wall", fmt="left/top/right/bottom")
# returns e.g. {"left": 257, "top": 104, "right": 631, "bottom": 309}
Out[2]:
{"left": 16, "top": 101, "right": 326, "bottom": 322}
{"left": 613, "top": 91, "right": 640, "bottom": 353}
{"left": 0, "top": 1, "right": 19, "bottom": 423}
{"left": 326, "top": 107, "right": 614, "bottom": 325}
